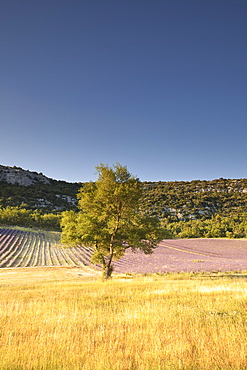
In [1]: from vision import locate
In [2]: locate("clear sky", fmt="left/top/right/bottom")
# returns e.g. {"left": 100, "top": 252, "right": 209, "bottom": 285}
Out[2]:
{"left": 1, "top": 0, "right": 246, "bottom": 183}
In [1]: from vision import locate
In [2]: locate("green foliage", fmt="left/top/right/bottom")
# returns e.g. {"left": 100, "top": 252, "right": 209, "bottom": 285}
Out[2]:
{"left": 141, "top": 178, "right": 247, "bottom": 220}
{"left": 0, "top": 180, "right": 80, "bottom": 211}
{"left": 1, "top": 169, "right": 246, "bottom": 239}
{"left": 60, "top": 210, "right": 79, "bottom": 244}
{"left": 140, "top": 178, "right": 247, "bottom": 239}
{"left": 167, "top": 212, "right": 247, "bottom": 238}
{"left": 0, "top": 206, "right": 61, "bottom": 231}
{"left": 61, "top": 163, "right": 168, "bottom": 279}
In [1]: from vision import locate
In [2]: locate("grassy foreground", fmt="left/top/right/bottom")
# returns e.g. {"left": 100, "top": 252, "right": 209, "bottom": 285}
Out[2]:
{"left": 0, "top": 270, "right": 246, "bottom": 370}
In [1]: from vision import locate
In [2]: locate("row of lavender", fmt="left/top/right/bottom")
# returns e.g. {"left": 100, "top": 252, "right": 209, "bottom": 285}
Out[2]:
{"left": 2, "top": 228, "right": 247, "bottom": 273}
{"left": 0, "top": 228, "right": 93, "bottom": 268}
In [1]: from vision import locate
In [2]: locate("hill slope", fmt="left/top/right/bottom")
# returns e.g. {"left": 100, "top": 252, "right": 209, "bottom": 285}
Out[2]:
{"left": 0, "top": 165, "right": 51, "bottom": 186}
{"left": 0, "top": 165, "right": 246, "bottom": 219}
{"left": 0, "top": 165, "right": 80, "bottom": 211}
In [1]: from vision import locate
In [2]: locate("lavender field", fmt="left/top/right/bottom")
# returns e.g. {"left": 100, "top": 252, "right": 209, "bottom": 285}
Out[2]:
{"left": 0, "top": 228, "right": 247, "bottom": 273}
{"left": 0, "top": 228, "right": 93, "bottom": 268}
{"left": 113, "top": 238, "right": 247, "bottom": 273}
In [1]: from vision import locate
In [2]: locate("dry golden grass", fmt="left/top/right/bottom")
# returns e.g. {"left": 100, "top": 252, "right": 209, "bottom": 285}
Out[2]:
{"left": 0, "top": 268, "right": 246, "bottom": 369}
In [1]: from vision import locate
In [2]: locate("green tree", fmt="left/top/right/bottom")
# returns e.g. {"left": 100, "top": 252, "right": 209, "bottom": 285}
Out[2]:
{"left": 61, "top": 163, "right": 168, "bottom": 279}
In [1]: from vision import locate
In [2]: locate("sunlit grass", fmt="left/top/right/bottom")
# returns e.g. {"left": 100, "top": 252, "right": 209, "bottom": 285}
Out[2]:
{"left": 0, "top": 271, "right": 246, "bottom": 369}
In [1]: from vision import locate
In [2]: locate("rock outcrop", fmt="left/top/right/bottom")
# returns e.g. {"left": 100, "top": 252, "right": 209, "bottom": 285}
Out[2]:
{"left": 0, "top": 165, "right": 51, "bottom": 186}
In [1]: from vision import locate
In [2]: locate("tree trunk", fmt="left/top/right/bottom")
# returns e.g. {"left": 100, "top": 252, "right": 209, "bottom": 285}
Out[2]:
{"left": 102, "top": 263, "right": 113, "bottom": 280}
{"left": 102, "top": 218, "right": 120, "bottom": 280}
{"left": 102, "top": 247, "right": 114, "bottom": 280}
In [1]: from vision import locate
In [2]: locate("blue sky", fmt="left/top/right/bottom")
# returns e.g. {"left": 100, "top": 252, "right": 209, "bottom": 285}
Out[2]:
{"left": 1, "top": 0, "right": 246, "bottom": 183}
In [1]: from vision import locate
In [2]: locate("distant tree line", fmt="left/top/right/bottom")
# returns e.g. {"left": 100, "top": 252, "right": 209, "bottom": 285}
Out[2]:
{"left": 0, "top": 206, "right": 61, "bottom": 230}
{"left": 0, "top": 207, "right": 246, "bottom": 239}
{"left": 0, "top": 177, "right": 246, "bottom": 238}
{"left": 163, "top": 212, "right": 247, "bottom": 239}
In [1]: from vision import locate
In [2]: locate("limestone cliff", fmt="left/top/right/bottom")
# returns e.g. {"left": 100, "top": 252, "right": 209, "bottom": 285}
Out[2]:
{"left": 0, "top": 165, "right": 51, "bottom": 186}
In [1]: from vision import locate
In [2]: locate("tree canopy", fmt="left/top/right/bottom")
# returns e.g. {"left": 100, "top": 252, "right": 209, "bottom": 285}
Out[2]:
{"left": 61, "top": 163, "right": 168, "bottom": 278}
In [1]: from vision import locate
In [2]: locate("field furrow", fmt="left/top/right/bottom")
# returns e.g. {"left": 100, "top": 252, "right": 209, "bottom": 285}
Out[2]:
{"left": 9, "top": 235, "right": 32, "bottom": 268}
{"left": 22, "top": 233, "right": 38, "bottom": 267}
{"left": 1, "top": 228, "right": 247, "bottom": 272}
{"left": 0, "top": 232, "right": 25, "bottom": 267}
{"left": 3, "top": 232, "right": 28, "bottom": 268}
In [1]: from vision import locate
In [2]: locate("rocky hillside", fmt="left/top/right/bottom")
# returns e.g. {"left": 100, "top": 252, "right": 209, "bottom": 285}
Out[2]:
{"left": 0, "top": 165, "right": 51, "bottom": 186}
{"left": 142, "top": 178, "right": 247, "bottom": 220}
{"left": 0, "top": 165, "right": 246, "bottom": 218}
{"left": 0, "top": 165, "right": 80, "bottom": 211}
